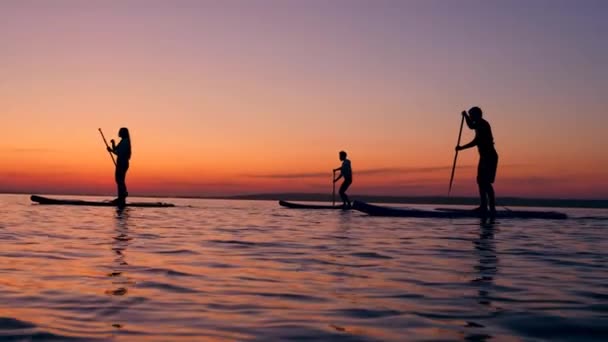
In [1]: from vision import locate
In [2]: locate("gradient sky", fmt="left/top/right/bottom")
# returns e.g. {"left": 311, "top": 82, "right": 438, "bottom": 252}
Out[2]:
{"left": 1, "top": 0, "right": 607, "bottom": 198}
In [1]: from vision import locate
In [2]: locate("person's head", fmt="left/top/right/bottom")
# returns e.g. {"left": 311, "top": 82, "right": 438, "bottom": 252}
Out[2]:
{"left": 468, "top": 107, "right": 483, "bottom": 121}
{"left": 118, "top": 127, "right": 130, "bottom": 139}
{"left": 339, "top": 151, "right": 347, "bottom": 161}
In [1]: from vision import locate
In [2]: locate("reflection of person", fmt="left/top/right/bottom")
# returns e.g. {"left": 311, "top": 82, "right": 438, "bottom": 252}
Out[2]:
{"left": 106, "top": 208, "right": 132, "bottom": 299}
{"left": 464, "top": 223, "right": 497, "bottom": 340}
{"left": 473, "top": 224, "right": 497, "bottom": 306}
{"left": 333, "top": 151, "right": 352, "bottom": 208}
{"left": 107, "top": 128, "right": 132, "bottom": 205}
{"left": 456, "top": 107, "right": 498, "bottom": 219}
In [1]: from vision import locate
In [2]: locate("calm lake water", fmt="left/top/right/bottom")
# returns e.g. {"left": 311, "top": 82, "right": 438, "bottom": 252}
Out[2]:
{"left": 1, "top": 194, "right": 607, "bottom": 341}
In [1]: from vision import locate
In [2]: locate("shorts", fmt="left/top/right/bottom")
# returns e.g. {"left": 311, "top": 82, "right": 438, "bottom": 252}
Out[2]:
{"left": 477, "top": 151, "right": 498, "bottom": 184}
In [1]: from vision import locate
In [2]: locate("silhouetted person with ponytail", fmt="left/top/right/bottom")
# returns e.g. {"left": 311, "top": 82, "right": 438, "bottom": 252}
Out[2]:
{"left": 456, "top": 107, "right": 498, "bottom": 220}
{"left": 107, "top": 127, "right": 131, "bottom": 206}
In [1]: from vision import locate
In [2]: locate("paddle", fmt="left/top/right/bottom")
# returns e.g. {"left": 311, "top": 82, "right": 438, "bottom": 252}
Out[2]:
{"left": 98, "top": 128, "right": 116, "bottom": 166}
{"left": 448, "top": 113, "right": 465, "bottom": 195}
{"left": 332, "top": 170, "right": 336, "bottom": 206}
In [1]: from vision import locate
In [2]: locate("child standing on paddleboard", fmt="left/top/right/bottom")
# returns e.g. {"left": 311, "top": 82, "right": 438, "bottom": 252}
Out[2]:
{"left": 333, "top": 151, "right": 352, "bottom": 208}
{"left": 107, "top": 127, "right": 131, "bottom": 205}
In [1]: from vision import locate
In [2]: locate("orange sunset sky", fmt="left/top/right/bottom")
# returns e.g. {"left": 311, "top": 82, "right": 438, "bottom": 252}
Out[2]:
{"left": 1, "top": 1, "right": 607, "bottom": 199}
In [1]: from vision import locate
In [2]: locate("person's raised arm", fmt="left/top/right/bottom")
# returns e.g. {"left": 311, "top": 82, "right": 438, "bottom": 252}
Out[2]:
{"left": 463, "top": 111, "right": 475, "bottom": 129}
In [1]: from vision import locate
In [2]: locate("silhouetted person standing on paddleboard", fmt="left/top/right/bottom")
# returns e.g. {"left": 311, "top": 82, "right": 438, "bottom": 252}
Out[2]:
{"left": 107, "top": 128, "right": 131, "bottom": 206}
{"left": 456, "top": 107, "right": 498, "bottom": 219}
{"left": 333, "top": 151, "right": 352, "bottom": 208}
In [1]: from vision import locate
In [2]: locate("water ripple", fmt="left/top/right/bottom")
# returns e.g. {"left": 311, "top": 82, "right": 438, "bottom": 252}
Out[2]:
{"left": 0, "top": 195, "right": 606, "bottom": 341}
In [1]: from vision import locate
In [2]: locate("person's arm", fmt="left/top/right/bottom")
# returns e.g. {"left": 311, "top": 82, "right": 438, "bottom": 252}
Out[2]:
{"left": 107, "top": 139, "right": 117, "bottom": 154}
{"left": 456, "top": 135, "right": 478, "bottom": 151}
{"left": 333, "top": 165, "right": 343, "bottom": 182}
{"left": 456, "top": 112, "right": 477, "bottom": 151}
{"left": 462, "top": 111, "right": 475, "bottom": 129}
{"left": 334, "top": 173, "right": 343, "bottom": 182}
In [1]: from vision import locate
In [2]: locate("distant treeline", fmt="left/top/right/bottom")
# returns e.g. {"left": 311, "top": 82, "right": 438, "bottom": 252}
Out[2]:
{"left": 221, "top": 193, "right": 608, "bottom": 209}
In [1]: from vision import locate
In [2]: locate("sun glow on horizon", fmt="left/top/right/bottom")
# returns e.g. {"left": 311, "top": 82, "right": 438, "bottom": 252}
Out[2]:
{"left": 1, "top": 1, "right": 607, "bottom": 199}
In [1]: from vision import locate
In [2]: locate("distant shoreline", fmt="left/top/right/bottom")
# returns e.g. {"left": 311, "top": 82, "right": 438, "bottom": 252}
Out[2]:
{"left": 5, "top": 191, "right": 607, "bottom": 209}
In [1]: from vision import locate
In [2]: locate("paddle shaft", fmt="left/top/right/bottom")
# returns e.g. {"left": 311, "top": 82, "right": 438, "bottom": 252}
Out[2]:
{"left": 448, "top": 114, "right": 465, "bottom": 195}
{"left": 332, "top": 170, "right": 336, "bottom": 206}
{"left": 98, "top": 128, "right": 116, "bottom": 166}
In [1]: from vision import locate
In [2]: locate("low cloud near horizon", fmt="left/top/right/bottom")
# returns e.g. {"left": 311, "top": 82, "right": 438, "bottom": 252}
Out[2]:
{"left": 242, "top": 165, "right": 477, "bottom": 179}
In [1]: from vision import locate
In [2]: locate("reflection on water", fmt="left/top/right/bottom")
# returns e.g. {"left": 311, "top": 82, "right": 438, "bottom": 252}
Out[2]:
{"left": 108, "top": 208, "right": 133, "bottom": 293}
{"left": 327, "top": 211, "right": 355, "bottom": 334}
{"left": 473, "top": 222, "right": 498, "bottom": 305}
{"left": 106, "top": 208, "right": 134, "bottom": 331}
{"left": 0, "top": 195, "right": 607, "bottom": 341}
{"left": 466, "top": 222, "right": 499, "bottom": 341}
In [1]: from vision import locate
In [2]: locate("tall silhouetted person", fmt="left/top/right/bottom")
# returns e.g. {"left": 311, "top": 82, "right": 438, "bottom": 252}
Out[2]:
{"left": 456, "top": 107, "right": 498, "bottom": 219}
{"left": 107, "top": 128, "right": 131, "bottom": 206}
{"left": 333, "top": 151, "right": 352, "bottom": 208}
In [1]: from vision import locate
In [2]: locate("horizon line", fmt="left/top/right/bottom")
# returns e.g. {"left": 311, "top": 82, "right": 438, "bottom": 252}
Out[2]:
{"left": 4, "top": 191, "right": 607, "bottom": 209}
